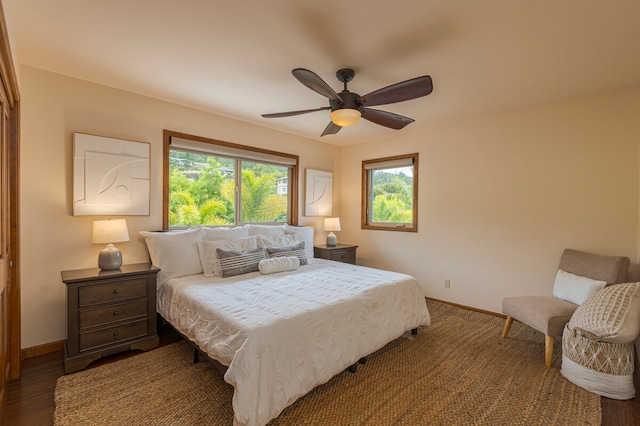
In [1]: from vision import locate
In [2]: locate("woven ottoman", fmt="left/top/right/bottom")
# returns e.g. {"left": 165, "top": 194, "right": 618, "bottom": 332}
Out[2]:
{"left": 560, "top": 282, "right": 640, "bottom": 400}
{"left": 561, "top": 325, "right": 635, "bottom": 399}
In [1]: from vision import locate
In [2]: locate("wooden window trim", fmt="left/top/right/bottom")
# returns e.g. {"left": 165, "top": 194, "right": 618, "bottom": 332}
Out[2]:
{"left": 361, "top": 153, "right": 418, "bottom": 232}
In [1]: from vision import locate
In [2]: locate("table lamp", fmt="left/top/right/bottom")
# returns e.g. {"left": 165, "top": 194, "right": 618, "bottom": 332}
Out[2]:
{"left": 92, "top": 219, "right": 130, "bottom": 270}
{"left": 324, "top": 217, "right": 341, "bottom": 247}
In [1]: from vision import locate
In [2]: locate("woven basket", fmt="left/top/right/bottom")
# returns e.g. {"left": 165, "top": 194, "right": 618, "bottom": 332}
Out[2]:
{"left": 561, "top": 324, "right": 635, "bottom": 400}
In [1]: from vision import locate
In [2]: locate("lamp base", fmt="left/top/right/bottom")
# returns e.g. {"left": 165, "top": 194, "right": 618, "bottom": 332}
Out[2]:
{"left": 326, "top": 232, "right": 337, "bottom": 247}
{"left": 98, "top": 243, "right": 123, "bottom": 270}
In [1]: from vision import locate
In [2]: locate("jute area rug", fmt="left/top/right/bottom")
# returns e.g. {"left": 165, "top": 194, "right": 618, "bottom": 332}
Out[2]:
{"left": 54, "top": 300, "right": 600, "bottom": 425}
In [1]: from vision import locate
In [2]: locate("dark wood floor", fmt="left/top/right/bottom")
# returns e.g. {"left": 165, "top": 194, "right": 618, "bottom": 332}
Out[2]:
{"left": 2, "top": 323, "right": 639, "bottom": 425}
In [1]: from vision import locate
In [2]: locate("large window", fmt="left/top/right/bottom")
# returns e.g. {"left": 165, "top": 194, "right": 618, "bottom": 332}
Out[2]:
{"left": 163, "top": 130, "right": 298, "bottom": 229}
{"left": 362, "top": 153, "right": 418, "bottom": 232}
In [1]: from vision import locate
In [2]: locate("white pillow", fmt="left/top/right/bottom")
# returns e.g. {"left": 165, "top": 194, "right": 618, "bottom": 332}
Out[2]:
{"left": 284, "top": 225, "right": 315, "bottom": 258}
{"left": 203, "top": 225, "right": 249, "bottom": 241}
{"left": 552, "top": 269, "right": 607, "bottom": 305}
{"left": 196, "top": 236, "right": 258, "bottom": 277}
{"left": 139, "top": 225, "right": 203, "bottom": 288}
{"left": 245, "top": 224, "right": 286, "bottom": 236}
{"left": 258, "top": 256, "right": 300, "bottom": 275}
{"left": 256, "top": 234, "right": 301, "bottom": 249}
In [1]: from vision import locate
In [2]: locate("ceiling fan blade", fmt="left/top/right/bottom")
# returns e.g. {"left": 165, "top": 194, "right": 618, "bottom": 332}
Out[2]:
{"left": 359, "top": 75, "right": 433, "bottom": 107}
{"left": 262, "top": 106, "right": 330, "bottom": 118}
{"left": 361, "top": 108, "right": 415, "bottom": 130}
{"left": 321, "top": 121, "right": 342, "bottom": 136}
{"left": 292, "top": 68, "right": 343, "bottom": 103}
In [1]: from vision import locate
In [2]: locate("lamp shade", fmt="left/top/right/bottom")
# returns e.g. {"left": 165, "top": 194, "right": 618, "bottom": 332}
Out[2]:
{"left": 91, "top": 219, "right": 130, "bottom": 244}
{"left": 330, "top": 109, "right": 361, "bottom": 127}
{"left": 324, "top": 217, "right": 341, "bottom": 232}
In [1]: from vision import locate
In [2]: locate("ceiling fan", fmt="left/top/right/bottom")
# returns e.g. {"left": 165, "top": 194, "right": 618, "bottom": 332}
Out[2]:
{"left": 262, "top": 68, "right": 433, "bottom": 136}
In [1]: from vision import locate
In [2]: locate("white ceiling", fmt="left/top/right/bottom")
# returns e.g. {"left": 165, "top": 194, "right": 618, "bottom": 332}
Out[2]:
{"left": 11, "top": 0, "right": 640, "bottom": 146}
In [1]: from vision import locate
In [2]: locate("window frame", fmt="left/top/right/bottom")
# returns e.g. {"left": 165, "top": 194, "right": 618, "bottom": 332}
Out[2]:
{"left": 361, "top": 153, "right": 418, "bottom": 232}
{"left": 163, "top": 130, "right": 299, "bottom": 229}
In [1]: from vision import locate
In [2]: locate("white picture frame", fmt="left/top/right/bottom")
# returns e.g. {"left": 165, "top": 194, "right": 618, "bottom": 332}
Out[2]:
{"left": 73, "top": 133, "right": 150, "bottom": 216}
{"left": 305, "top": 169, "right": 332, "bottom": 216}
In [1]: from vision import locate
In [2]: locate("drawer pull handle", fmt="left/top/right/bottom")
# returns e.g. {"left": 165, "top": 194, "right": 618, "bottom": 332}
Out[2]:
{"left": 113, "top": 331, "right": 119, "bottom": 337}
{"left": 113, "top": 289, "right": 120, "bottom": 294}
{"left": 113, "top": 311, "right": 119, "bottom": 316}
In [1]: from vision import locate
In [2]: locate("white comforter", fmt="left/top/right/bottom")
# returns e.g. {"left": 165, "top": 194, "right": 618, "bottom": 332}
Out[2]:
{"left": 158, "top": 258, "right": 430, "bottom": 426}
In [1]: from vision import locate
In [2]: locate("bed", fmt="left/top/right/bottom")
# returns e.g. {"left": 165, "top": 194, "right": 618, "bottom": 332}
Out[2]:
{"left": 141, "top": 224, "right": 430, "bottom": 426}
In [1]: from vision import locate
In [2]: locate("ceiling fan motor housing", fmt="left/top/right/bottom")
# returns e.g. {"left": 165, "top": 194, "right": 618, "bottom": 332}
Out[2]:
{"left": 330, "top": 90, "right": 361, "bottom": 113}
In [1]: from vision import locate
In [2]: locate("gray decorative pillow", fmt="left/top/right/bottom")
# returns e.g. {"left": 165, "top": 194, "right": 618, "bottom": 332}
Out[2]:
{"left": 568, "top": 282, "right": 640, "bottom": 344}
{"left": 216, "top": 247, "right": 267, "bottom": 278}
{"left": 266, "top": 241, "right": 307, "bottom": 265}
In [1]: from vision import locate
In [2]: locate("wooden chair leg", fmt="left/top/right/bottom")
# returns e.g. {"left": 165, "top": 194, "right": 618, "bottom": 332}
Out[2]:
{"left": 544, "top": 335, "right": 554, "bottom": 367}
{"left": 502, "top": 316, "right": 514, "bottom": 338}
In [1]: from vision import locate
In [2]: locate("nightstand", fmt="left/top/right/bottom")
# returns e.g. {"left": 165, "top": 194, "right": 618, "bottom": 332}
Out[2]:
{"left": 61, "top": 263, "right": 160, "bottom": 373}
{"left": 314, "top": 244, "right": 358, "bottom": 265}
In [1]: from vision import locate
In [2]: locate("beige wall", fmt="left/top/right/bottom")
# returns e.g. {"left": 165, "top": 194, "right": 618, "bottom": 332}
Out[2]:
{"left": 20, "top": 65, "right": 340, "bottom": 348}
{"left": 341, "top": 87, "right": 640, "bottom": 313}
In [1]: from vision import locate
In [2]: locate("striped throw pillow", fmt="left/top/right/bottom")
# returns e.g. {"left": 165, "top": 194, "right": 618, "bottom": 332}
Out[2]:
{"left": 216, "top": 247, "right": 267, "bottom": 278}
{"left": 266, "top": 241, "right": 307, "bottom": 265}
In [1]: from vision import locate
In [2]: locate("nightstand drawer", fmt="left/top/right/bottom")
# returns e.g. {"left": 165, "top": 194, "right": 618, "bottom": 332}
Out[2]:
{"left": 79, "top": 278, "right": 147, "bottom": 307}
{"left": 79, "top": 319, "right": 148, "bottom": 352}
{"left": 314, "top": 244, "right": 358, "bottom": 265}
{"left": 328, "top": 250, "right": 356, "bottom": 264}
{"left": 79, "top": 300, "right": 148, "bottom": 329}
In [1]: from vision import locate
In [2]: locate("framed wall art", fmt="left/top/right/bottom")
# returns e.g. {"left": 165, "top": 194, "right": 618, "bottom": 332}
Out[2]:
{"left": 73, "top": 133, "right": 150, "bottom": 216}
{"left": 305, "top": 168, "right": 332, "bottom": 216}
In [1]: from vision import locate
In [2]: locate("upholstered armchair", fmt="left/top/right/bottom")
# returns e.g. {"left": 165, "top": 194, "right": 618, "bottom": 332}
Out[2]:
{"left": 501, "top": 249, "right": 629, "bottom": 367}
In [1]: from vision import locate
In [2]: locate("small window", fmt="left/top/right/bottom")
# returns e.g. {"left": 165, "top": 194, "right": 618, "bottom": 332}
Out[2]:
{"left": 362, "top": 153, "right": 418, "bottom": 232}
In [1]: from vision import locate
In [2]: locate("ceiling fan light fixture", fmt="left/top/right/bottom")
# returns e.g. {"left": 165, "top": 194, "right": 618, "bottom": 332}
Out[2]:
{"left": 330, "top": 108, "right": 361, "bottom": 127}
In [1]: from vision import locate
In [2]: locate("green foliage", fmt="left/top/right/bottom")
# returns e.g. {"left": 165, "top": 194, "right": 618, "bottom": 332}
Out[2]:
{"left": 372, "top": 196, "right": 413, "bottom": 223}
{"left": 241, "top": 170, "right": 286, "bottom": 222}
{"left": 168, "top": 151, "right": 287, "bottom": 227}
{"left": 371, "top": 168, "right": 414, "bottom": 224}
{"left": 199, "top": 199, "right": 230, "bottom": 226}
